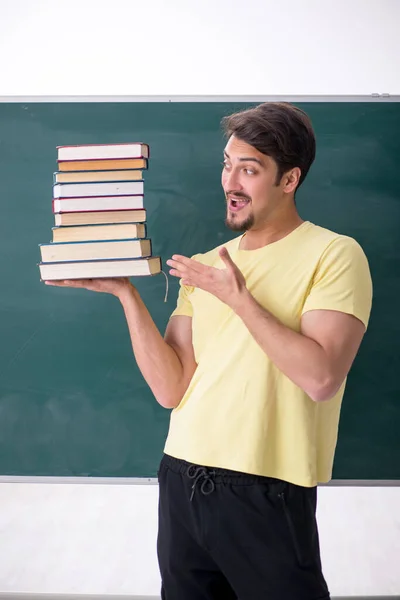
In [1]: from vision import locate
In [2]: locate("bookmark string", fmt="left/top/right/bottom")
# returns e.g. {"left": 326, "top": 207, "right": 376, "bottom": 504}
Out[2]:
{"left": 160, "top": 270, "right": 169, "bottom": 303}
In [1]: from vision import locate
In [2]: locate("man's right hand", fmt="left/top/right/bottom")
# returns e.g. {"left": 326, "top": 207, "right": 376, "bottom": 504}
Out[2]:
{"left": 44, "top": 277, "right": 134, "bottom": 301}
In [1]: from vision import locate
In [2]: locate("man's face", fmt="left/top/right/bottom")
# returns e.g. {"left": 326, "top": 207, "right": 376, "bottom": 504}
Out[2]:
{"left": 221, "top": 135, "right": 283, "bottom": 232}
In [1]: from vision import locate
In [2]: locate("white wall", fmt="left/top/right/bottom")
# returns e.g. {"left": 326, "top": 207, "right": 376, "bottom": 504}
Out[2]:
{"left": 0, "top": 0, "right": 399, "bottom": 97}
{"left": 0, "top": 482, "right": 399, "bottom": 598}
{"left": 0, "top": 0, "right": 399, "bottom": 597}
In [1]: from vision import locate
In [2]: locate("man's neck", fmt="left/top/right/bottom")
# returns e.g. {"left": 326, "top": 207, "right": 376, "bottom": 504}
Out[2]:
{"left": 239, "top": 214, "right": 305, "bottom": 251}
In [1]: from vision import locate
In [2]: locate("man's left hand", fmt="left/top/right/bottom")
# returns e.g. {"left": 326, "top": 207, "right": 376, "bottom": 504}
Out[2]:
{"left": 167, "top": 247, "right": 248, "bottom": 311}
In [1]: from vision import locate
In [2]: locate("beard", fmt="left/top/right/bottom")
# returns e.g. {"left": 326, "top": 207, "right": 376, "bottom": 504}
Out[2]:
{"left": 225, "top": 211, "right": 255, "bottom": 232}
{"left": 224, "top": 191, "right": 254, "bottom": 232}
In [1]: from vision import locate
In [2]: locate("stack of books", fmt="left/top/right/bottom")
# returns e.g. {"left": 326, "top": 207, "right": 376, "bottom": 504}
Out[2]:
{"left": 39, "top": 143, "right": 161, "bottom": 281}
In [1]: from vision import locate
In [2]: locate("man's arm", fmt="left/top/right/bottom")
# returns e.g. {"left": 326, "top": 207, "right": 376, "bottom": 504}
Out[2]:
{"left": 234, "top": 295, "right": 366, "bottom": 401}
{"left": 45, "top": 277, "right": 197, "bottom": 409}
{"left": 119, "top": 286, "right": 197, "bottom": 409}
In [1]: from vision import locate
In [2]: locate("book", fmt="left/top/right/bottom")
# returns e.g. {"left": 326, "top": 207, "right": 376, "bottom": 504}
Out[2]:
{"left": 57, "top": 143, "right": 149, "bottom": 162}
{"left": 53, "top": 180, "right": 144, "bottom": 198}
{"left": 58, "top": 158, "right": 148, "bottom": 172}
{"left": 40, "top": 239, "right": 152, "bottom": 263}
{"left": 54, "top": 170, "right": 143, "bottom": 184}
{"left": 39, "top": 256, "right": 161, "bottom": 280}
{"left": 40, "top": 141, "right": 157, "bottom": 282}
{"left": 54, "top": 209, "right": 146, "bottom": 226}
{"left": 53, "top": 196, "right": 144, "bottom": 213}
{"left": 52, "top": 223, "right": 146, "bottom": 243}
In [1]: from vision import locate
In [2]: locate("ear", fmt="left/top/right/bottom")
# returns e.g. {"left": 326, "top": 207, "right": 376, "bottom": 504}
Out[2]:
{"left": 283, "top": 167, "right": 301, "bottom": 194}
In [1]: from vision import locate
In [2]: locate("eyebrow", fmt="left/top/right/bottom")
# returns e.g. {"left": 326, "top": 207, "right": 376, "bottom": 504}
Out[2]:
{"left": 224, "top": 150, "right": 263, "bottom": 166}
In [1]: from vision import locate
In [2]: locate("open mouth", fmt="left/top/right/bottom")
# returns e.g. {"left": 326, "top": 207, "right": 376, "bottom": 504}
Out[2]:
{"left": 228, "top": 197, "right": 251, "bottom": 212}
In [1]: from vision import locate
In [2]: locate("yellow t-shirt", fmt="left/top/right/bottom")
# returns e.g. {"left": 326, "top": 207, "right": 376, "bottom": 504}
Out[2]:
{"left": 163, "top": 221, "right": 373, "bottom": 487}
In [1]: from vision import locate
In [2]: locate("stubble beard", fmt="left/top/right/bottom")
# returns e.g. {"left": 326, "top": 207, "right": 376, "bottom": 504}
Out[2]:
{"left": 225, "top": 211, "right": 255, "bottom": 232}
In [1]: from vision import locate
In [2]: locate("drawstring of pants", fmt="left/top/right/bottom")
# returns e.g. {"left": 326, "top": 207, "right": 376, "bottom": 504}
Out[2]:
{"left": 187, "top": 465, "right": 216, "bottom": 502}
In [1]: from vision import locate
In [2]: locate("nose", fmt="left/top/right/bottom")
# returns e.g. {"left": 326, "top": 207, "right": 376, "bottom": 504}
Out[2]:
{"left": 222, "top": 169, "right": 243, "bottom": 192}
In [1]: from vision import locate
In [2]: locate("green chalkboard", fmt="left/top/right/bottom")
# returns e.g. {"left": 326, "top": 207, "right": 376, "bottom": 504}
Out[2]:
{"left": 0, "top": 101, "right": 399, "bottom": 479}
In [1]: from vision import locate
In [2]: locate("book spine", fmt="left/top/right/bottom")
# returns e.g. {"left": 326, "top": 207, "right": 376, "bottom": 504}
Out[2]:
{"left": 56, "top": 143, "right": 149, "bottom": 161}
{"left": 52, "top": 196, "right": 145, "bottom": 213}
{"left": 54, "top": 163, "right": 147, "bottom": 173}
{"left": 53, "top": 181, "right": 144, "bottom": 198}
{"left": 50, "top": 223, "right": 147, "bottom": 237}
{"left": 56, "top": 142, "right": 149, "bottom": 150}
{"left": 40, "top": 237, "right": 150, "bottom": 247}
{"left": 53, "top": 170, "right": 143, "bottom": 183}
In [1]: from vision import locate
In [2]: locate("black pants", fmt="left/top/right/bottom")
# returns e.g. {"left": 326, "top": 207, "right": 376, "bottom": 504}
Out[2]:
{"left": 157, "top": 453, "right": 330, "bottom": 600}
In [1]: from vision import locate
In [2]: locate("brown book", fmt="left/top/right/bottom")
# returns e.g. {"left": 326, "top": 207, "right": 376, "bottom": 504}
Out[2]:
{"left": 54, "top": 209, "right": 146, "bottom": 226}
{"left": 58, "top": 158, "right": 148, "bottom": 172}
{"left": 52, "top": 223, "right": 146, "bottom": 243}
{"left": 39, "top": 257, "right": 161, "bottom": 280}
{"left": 54, "top": 170, "right": 143, "bottom": 184}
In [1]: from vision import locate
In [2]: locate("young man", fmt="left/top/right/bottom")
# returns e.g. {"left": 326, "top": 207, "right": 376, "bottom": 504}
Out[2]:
{"left": 46, "top": 102, "right": 373, "bottom": 599}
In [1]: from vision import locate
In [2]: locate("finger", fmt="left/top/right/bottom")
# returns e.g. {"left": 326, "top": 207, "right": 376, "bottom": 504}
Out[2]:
{"left": 168, "top": 269, "right": 185, "bottom": 278}
{"left": 170, "top": 255, "right": 207, "bottom": 274}
{"left": 218, "top": 247, "right": 237, "bottom": 271}
{"left": 169, "top": 269, "right": 199, "bottom": 287}
{"left": 44, "top": 279, "right": 94, "bottom": 288}
{"left": 44, "top": 280, "right": 71, "bottom": 286}
{"left": 166, "top": 259, "right": 188, "bottom": 274}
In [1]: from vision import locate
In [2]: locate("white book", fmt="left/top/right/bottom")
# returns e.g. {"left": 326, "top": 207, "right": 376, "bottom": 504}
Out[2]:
{"left": 40, "top": 239, "right": 152, "bottom": 263}
{"left": 57, "top": 143, "right": 149, "bottom": 161}
{"left": 53, "top": 180, "right": 144, "bottom": 198}
{"left": 40, "top": 257, "right": 161, "bottom": 280}
{"left": 53, "top": 195, "right": 144, "bottom": 213}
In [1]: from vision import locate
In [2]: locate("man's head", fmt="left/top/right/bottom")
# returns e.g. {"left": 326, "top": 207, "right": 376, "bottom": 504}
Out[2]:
{"left": 221, "top": 102, "right": 316, "bottom": 232}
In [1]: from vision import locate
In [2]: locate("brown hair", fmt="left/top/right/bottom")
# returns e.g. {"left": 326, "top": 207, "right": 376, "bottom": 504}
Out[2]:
{"left": 221, "top": 102, "right": 316, "bottom": 190}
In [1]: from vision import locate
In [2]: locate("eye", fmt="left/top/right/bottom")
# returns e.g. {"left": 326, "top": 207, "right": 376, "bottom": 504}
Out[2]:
{"left": 244, "top": 167, "right": 256, "bottom": 175}
{"left": 222, "top": 160, "right": 231, "bottom": 171}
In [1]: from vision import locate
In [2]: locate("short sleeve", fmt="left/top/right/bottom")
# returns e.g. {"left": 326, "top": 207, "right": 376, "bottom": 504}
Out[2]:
{"left": 170, "top": 253, "right": 202, "bottom": 318}
{"left": 170, "top": 279, "right": 195, "bottom": 317}
{"left": 302, "top": 237, "right": 373, "bottom": 329}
